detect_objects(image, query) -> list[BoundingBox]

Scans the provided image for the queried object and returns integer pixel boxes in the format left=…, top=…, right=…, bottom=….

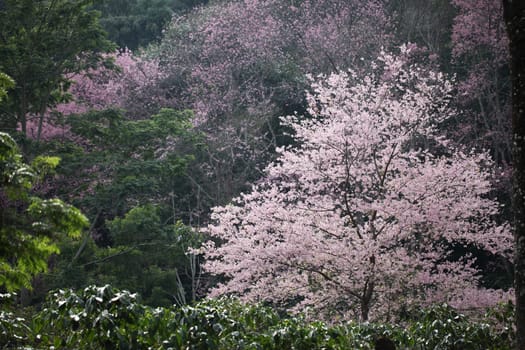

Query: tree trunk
left=361, top=273, right=375, bottom=321
left=19, top=89, right=27, bottom=136
left=36, top=108, right=45, bottom=143
left=502, top=1, right=525, bottom=349
left=36, top=86, right=52, bottom=143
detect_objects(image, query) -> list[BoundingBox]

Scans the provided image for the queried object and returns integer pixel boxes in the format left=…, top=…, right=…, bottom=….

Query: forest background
left=0, top=0, right=521, bottom=348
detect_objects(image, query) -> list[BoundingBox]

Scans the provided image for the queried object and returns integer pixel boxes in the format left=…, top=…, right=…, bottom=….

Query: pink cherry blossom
left=201, top=47, right=512, bottom=322
left=24, top=49, right=170, bottom=141
left=160, top=0, right=391, bottom=120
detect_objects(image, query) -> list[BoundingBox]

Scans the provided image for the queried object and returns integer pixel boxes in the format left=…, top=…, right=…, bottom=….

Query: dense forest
left=0, top=0, right=522, bottom=348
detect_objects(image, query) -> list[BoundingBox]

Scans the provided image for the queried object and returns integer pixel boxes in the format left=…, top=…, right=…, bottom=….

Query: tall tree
left=31, top=107, right=206, bottom=306
left=32, top=107, right=201, bottom=245
left=0, top=0, right=114, bottom=141
left=502, top=1, right=525, bottom=349
left=202, top=47, right=512, bottom=321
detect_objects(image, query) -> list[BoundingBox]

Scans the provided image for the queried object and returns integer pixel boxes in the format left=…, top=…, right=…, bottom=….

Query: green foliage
left=31, top=155, right=61, bottom=177
left=43, top=206, right=204, bottom=308
left=402, top=303, right=514, bottom=349
left=27, top=107, right=204, bottom=308
left=108, top=204, right=163, bottom=245
left=0, top=292, right=32, bottom=348
left=25, top=286, right=515, bottom=349
left=34, top=285, right=147, bottom=349
left=28, top=198, right=88, bottom=239
left=0, top=132, right=88, bottom=291
left=62, top=108, right=199, bottom=221
left=33, top=289, right=283, bottom=349
left=98, top=210, right=203, bottom=306
left=93, top=0, right=208, bottom=50
left=0, top=72, right=14, bottom=103
left=0, top=132, right=34, bottom=196
left=158, top=297, right=282, bottom=349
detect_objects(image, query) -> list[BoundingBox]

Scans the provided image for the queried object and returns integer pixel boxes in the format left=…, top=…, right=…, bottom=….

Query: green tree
left=35, top=108, right=205, bottom=305
left=103, top=207, right=203, bottom=306
left=60, top=108, right=199, bottom=225
left=0, top=132, right=88, bottom=291
left=0, top=0, right=114, bottom=140
left=93, top=0, right=208, bottom=50
left=42, top=207, right=204, bottom=308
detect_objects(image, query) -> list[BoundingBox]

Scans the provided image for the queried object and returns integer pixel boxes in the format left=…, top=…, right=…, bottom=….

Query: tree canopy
left=202, top=47, right=512, bottom=321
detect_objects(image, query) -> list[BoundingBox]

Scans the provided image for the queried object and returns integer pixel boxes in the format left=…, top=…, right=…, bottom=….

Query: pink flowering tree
left=25, top=49, right=169, bottom=141
left=159, top=0, right=390, bottom=120
left=63, top=49, right=169, bottom=118
left=201, top=47, right=512, bottom=322
left=152, top=0, right=391, bottom=207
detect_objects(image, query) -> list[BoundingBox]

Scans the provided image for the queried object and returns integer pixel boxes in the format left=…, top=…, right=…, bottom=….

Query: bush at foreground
left=1, top=285, right=514, bottom=349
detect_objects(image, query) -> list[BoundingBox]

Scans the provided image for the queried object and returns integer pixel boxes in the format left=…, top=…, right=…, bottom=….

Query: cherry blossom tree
left=201, top=46, right=512, bottom=322
left=158, top=0, right=390, bottom=120
left=149, top=0, right=392, bottom=209
left=61, top=49, right=169, bottom=120
left=24, top=49, right=170, bottom=141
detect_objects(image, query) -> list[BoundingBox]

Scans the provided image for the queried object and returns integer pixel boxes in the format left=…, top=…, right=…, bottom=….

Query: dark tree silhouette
left=502, top=1, right=525, bottom=349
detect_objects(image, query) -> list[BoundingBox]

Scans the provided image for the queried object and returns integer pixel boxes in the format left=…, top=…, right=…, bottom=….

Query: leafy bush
left=402, top=303, right=514, bottom=349
left=33, top=285, right=148, bottom=349
left=27, top=285, right=514, bottom=349
left=0, top=292, right=31, bottom=349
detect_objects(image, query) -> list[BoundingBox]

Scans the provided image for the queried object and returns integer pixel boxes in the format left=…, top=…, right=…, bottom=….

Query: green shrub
left=33, top=285, right=148, bottom=349
left=401, top=303, right=513, bottom=349
left=0, top=292, right=31, bottom=349
left=28, top=285, right=515, bottom=349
